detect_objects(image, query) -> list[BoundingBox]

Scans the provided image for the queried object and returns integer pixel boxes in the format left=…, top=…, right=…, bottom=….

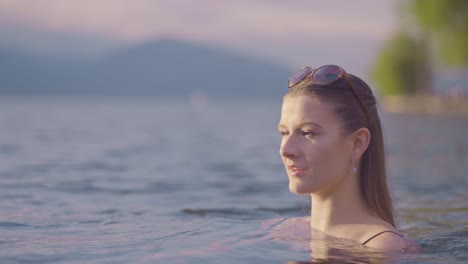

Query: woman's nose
left=279, top=136, right=298, bottom=159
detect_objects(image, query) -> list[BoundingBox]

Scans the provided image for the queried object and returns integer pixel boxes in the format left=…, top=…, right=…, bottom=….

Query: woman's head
left=278, top=65, right=394, bottom=226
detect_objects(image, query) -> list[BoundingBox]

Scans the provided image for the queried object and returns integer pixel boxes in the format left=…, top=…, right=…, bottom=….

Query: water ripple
left=0, top=222, right=30, bottom=228
left=181, top=206, right=303, bottom=218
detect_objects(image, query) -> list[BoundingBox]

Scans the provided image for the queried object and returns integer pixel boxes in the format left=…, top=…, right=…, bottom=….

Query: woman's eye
left=302, top=130, right=317, bottom=137
left=280, top=130, right=289, bottom=136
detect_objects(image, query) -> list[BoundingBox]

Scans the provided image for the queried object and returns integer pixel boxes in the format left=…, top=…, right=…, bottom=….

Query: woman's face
left=278, top=95, right=354, bottom=195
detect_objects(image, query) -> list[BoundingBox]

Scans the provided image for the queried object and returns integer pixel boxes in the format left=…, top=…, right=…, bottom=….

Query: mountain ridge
left=0, top=39, right=291, bottom=98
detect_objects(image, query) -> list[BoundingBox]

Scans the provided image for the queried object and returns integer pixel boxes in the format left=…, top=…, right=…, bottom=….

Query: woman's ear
left=352, top=128, right=371, bottom=160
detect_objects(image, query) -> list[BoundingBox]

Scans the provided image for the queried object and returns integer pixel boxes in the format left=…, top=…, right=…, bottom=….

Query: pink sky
left=0, top=0, right=398, bottom=77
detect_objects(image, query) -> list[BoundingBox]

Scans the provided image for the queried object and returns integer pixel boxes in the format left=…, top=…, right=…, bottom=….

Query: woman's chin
left=289, top=183, right=311, bottom=194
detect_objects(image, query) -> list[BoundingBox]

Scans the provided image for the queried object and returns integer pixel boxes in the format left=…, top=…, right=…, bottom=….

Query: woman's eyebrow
left=297, top=122, right=322, bottom=129
left=277, top=122, right=322, bottom=129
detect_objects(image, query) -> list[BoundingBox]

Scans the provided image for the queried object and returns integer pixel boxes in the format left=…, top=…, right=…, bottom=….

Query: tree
left=371, top=32, right=430, bottom=96
left=371, top=0, right=467, bottom=95
left=408, top=0, right=468, bottom=66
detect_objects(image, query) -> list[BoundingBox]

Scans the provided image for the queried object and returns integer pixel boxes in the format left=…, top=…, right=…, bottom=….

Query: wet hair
left=285, top=74, right=395, bottom=226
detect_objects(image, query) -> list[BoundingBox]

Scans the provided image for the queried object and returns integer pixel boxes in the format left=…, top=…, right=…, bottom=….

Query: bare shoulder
left=363, top=230, right=421, bottom=254
left=363, top=231, right=407, bottom=253
left=402, top=237, right=422, bottom=254
left=268, top=216, right=310, bottom=240
left=278, top=216, right=310, bottom=230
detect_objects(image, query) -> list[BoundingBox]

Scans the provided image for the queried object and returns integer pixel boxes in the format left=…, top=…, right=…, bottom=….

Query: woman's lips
left=287, top=165, right=308, bottom=177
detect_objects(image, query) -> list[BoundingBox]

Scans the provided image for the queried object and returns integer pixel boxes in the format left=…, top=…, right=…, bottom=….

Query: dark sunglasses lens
left=312, top=65, right=343, bottom=85
left=288, top=67, right=312, bottom=87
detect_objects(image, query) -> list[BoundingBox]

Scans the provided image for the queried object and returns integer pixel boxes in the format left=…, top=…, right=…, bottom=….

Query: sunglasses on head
left=288, top=64, right=369, bottom=125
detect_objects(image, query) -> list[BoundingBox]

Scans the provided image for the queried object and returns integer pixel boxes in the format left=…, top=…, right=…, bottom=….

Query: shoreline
left=381, top=95, right=468, bottom=115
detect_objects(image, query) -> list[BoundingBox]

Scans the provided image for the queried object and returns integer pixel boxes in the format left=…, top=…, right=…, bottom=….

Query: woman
left=276, top=64, right=416, bottom=254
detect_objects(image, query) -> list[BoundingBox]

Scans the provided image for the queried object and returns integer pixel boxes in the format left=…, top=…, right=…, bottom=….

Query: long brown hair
left=285, top=73, right=395, bottom=226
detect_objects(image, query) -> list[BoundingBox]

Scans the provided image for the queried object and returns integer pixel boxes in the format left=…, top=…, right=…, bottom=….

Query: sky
left=0, top=0, right=399, bottom=78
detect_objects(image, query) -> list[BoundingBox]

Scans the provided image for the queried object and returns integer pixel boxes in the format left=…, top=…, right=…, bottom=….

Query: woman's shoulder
left=274, top=216, right=310, bottom=230
left=362, top=228, right=421, bottom=254
left=262, top=217, right=422, bottom=254
left=362, top=230, right=406, bottom=252
left=265, top=216, right=310, bottom=240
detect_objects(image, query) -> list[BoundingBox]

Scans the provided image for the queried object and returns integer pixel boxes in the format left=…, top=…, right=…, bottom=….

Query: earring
left=351, top=157, right=358, bottom=174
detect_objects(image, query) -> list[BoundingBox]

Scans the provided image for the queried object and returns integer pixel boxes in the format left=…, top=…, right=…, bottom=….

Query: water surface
left=0, top=97, right=467, bottom=263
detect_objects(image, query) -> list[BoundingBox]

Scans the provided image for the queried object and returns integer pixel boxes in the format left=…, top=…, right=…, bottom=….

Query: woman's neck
left=309, top=173, right=372, bottom=234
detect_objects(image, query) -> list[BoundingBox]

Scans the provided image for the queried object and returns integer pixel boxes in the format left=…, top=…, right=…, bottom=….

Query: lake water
left=0, top=97, right=467, bottom=263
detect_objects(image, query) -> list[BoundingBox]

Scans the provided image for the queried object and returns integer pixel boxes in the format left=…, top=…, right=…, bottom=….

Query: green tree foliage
left=371, top=33, right=429, bottom=96
left=409, top=0, right=468, bottom=66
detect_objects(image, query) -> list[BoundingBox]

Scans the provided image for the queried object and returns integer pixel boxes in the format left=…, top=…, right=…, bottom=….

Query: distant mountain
left=0, top=39, right=291, bottom=98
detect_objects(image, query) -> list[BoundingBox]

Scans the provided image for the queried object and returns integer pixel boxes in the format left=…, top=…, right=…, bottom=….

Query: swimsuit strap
left=361, top=230, right=404, bottom=246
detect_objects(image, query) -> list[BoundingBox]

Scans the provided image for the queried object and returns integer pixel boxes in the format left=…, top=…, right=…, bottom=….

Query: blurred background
left=1, top=0, right=466, bottom=102
left=0, top=1, right=467, bottom=263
